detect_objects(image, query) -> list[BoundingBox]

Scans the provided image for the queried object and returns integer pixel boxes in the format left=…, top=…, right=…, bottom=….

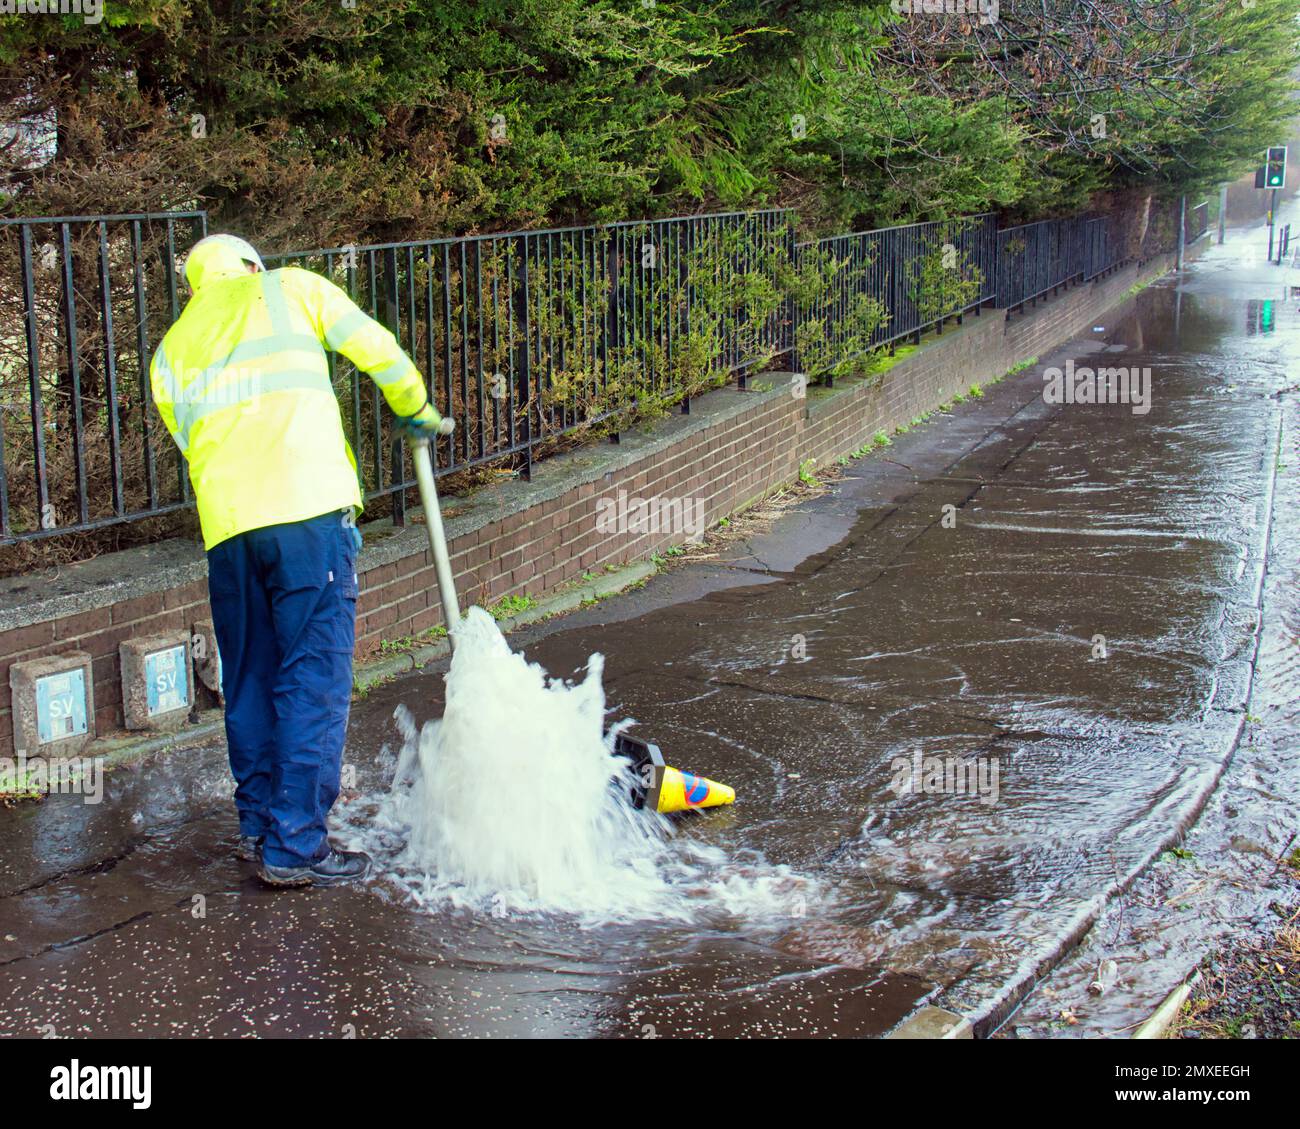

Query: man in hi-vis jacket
left=151, top=233, right=450, bottom=887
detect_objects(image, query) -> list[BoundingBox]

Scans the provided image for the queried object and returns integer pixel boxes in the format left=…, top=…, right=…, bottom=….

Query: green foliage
left=906, top=229, right=984, bottom=326
left=537, top=218, right=792, bottom=430
left=0, top=760, right=43, bottom=802
left=650, top=543, right=689, bottom=567
left=4, top=1, right=1295, bottom=242
left=791, top=241, right=888, bottom=382
left=489, top=593, right=537, bottom=619
left=1099, top=0, right=1300, bottom=197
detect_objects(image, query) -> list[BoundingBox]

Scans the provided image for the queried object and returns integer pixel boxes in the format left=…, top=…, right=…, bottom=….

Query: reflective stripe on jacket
left=151, top=262, right=428, bottom=550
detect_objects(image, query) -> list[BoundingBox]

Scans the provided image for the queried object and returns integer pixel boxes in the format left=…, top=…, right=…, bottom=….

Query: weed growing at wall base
left=0, top=753, right=104, bottom=804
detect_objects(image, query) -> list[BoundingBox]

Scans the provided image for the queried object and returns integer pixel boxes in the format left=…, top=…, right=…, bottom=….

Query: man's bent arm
left=290, top=269, right=431, bottom=418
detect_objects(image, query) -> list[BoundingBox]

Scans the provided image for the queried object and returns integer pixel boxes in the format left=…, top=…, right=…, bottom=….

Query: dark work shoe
left=235, top=835, right=264, bottom=863
left=258, top=848, right=372, bottom=889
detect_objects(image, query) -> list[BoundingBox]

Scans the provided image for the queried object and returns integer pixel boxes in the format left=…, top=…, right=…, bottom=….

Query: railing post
left=391, top=435, right=407, bottom=527
left=605, top=230, right=620, bottom=444
left=379, top=247, right=407, bottom=523
left=514, top=235, right=533, bottom=480
left=58, top=223, right=89, bottom=527
left=18, top=225, right=50, bottom=531
left=1177, top=195, right=1186, bottom=271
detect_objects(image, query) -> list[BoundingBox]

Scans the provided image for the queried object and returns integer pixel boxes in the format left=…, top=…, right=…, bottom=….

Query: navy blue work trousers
left=206, top=509, right=358, bottom=868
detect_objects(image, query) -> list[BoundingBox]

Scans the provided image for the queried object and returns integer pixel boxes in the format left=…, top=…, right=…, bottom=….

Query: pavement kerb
left=1131, top=974, right=1201, bottom=1040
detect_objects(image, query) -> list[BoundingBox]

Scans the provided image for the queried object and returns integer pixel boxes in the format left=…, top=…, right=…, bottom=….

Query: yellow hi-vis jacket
left=150, top=241, right=430, bottom=550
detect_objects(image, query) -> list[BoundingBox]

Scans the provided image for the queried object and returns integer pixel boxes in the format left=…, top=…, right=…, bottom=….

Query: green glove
left=396, top=400, right=454, bottom=443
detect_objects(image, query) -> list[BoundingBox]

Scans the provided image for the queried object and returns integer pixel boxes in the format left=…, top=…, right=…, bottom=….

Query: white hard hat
left=193, top=233, right=266, bottom=271
left=184, top=233, right=267, bottom=292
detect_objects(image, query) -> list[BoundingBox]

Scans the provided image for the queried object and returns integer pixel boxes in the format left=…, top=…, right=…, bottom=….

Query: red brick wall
left=351, top=388, right=800, bottom=660
left=0, top=257, right=1167, bottom=755
left=0, top=581, right=211, bottom=757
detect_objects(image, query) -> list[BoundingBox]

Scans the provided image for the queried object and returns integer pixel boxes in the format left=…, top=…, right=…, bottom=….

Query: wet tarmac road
left=0, top=220, right=1294, bottom=1039
left=1004, top=216, right=1300, bottom=1036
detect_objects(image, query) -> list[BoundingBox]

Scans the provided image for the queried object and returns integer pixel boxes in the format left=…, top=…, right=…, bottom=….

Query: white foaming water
left=336, top=606, right=817, bottom=923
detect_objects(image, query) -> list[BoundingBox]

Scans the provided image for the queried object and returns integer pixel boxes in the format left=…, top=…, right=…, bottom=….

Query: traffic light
left=1265, top=146, right=1287, bottom=189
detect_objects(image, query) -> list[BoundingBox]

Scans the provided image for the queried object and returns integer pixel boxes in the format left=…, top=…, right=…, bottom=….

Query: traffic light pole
left=1177, top=195, right=1186, bottom=271
left=1268, top=188, right=1277, bottom=259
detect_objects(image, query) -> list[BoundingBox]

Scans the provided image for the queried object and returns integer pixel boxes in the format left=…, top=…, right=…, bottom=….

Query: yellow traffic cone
left=613, top=732, right=736, bottom=815
left=653, top=765, right=735, bottom=814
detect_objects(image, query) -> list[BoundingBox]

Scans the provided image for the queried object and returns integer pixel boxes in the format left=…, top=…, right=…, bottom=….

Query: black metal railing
left=1186, top=201, right=1210, bottom=245
left=1083, top=217, right=1120, bottom=281
left=261, top=210, right=794, bottom=518
left=997, top=218, right=1078, bottom=311
left=0, top=212, right=208, bottom=543
left=1, top=204, right=1127, bottom=548
left=792, top=214, right=997, bottom=378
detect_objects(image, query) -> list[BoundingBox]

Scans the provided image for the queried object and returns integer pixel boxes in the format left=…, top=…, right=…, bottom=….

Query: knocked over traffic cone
left=612, top=732, right=736, bottom=814
left=654, top=765, right=735, bottom=813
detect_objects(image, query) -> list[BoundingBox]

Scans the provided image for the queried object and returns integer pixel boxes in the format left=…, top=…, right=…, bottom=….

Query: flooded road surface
left=1003, top=218, right=1300, bottom=1036
left=1, top=219, right=1294, bottom=1038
